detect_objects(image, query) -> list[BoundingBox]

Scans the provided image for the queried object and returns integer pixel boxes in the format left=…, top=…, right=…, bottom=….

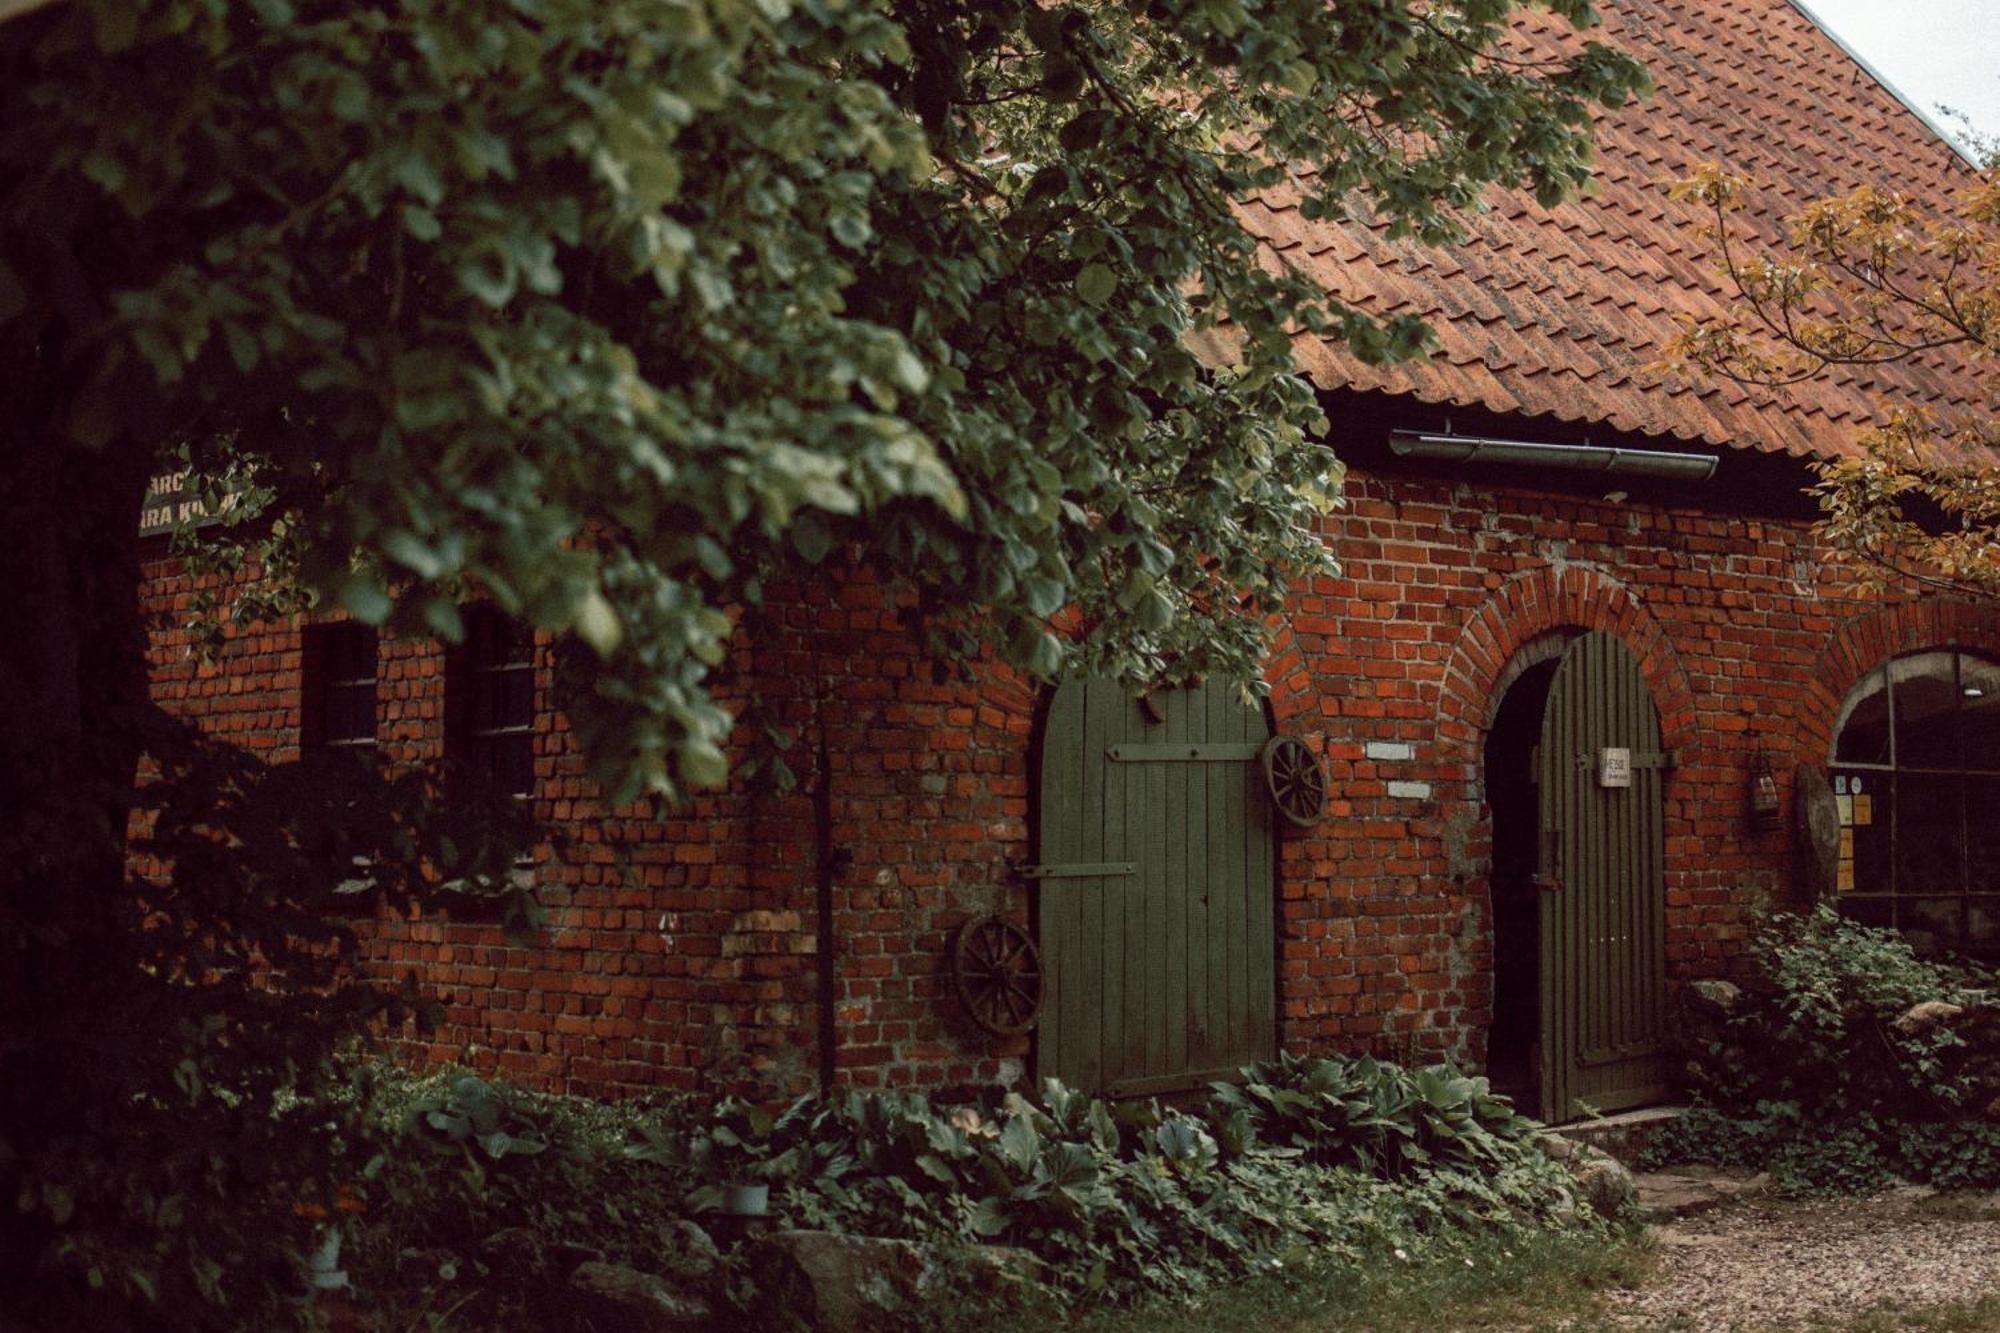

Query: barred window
left=449, top=606, right=536, bottom=798
left=1830, top=647, right=2000, bottom=959
left=302, top=623, right=378, bottom=754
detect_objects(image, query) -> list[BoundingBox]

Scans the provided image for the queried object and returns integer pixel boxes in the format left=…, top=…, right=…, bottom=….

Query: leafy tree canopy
left=1666, top=154, right=1999, bottom=599
left=0, top=0, right=1655, bottom=1317
left=2, top=0, right=1647, bottom=803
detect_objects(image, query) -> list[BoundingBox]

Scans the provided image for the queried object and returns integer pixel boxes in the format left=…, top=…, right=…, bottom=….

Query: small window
left=1830, top=646, right=2000, bottom=959
left=448, top=606, right=536, bottom=798
left=302, top=623, right=378, bottom=754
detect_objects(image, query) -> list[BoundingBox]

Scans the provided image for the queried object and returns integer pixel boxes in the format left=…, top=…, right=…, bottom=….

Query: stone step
left=1632, top=1167, right=1771, bottom=1221
left=1551, top=1104, right=1688, bottom=1163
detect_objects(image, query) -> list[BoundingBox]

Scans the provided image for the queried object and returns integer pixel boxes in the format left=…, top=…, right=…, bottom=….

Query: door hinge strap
left=1106, top=743, right=1263, bottom=763
left=1577, top=1040, right=1662, bottom=1068
left=1572, top=751, right=1674, bottom=770
left=1017, top=861, right=1136, bottom=880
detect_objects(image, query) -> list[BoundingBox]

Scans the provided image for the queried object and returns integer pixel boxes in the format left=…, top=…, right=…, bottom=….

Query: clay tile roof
left=1245, top=0, right=1993, bottom=461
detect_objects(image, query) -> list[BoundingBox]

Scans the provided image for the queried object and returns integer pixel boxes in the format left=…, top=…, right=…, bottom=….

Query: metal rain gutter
left=1388, top=431, right=1719, bottom=481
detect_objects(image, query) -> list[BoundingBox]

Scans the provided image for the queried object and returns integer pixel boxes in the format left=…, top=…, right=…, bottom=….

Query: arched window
left=1830, top=647, right=2000, bottom=958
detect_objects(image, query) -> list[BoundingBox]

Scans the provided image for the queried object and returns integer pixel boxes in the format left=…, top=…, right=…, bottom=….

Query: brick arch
left=1436, top=566, right=1697, bottom=786
left=1792, top=600, right=2000, bottom=767
left=1262, top=620, right=1318, bottom=729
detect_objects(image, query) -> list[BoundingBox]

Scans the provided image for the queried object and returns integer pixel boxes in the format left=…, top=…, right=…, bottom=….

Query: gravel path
left=1603, top=1186, right=2000, bottom=1330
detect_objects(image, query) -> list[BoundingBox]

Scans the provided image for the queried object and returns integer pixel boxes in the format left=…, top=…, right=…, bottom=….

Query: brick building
left=140, top=0, right=1996, bottom=1120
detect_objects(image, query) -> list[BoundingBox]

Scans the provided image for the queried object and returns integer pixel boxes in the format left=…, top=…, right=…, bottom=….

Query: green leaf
left=338, top=577, right=391, bottom=624
left=998, top=1114, right=1040, bottom=1172
left=680, top=740, right=728, bottom=789
left=457, top=251, right=517, bottom=308
left=382, top=530, right=445, bottom=579
left=422, top=597, right=464, bottom=641
left=790, top=512, right=834, bottom=564
left=403, top=206, right=442, bottom=242
left=571, top=588, right=623, bottom=657
left=393, top=151, right=445, bottom=207
left=1076, top=264, right=1118, bottom=306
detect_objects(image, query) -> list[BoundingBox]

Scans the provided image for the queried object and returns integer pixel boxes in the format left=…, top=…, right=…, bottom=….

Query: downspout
left=812, top=697, right=837, bottom=1093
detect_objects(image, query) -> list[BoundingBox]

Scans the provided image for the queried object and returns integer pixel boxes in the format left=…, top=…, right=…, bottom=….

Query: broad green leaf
left=1076, top=264, right=1117, bottom=306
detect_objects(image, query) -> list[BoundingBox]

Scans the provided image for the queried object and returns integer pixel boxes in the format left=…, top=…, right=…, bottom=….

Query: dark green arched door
left=1036, top=679, right=1275, bottom=1097
left=1535, top=631, right=1673, bottom=1120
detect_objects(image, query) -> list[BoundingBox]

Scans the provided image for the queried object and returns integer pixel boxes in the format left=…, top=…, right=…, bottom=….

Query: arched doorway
left=1483, top=631, right=1673, bottom=1121
left=1035, top=678, right=1276, bottom=1096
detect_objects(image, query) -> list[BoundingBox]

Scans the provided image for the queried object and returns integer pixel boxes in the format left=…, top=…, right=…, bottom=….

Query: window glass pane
left=452, top=606, right=535, bottom=794
left=1840, top=895, right=1893, bottom=932
left=326, top=685, right=375, bottom=744
left=1968, top=897, right=2000, bottom=957
left=305, top=624, right=377, bottom=750
left=1833, top=667, right=1891, bottom=765
left=1969, top=777, right=2000, bottom=892
left=1900, top=897, right=1964, bottom=957
left=1891, top=651, right=1961, bottom=768
left=323, top=625, right=374, bottom=680
left=1835, top=769, right=1892, bottom=894
left=486, top=732, right=535, bottom=797
left=1960, top=657, right=2000, bottom=770
left=466, top=607, right=502, bottom=661
left=498, top=666, right=535, bottom=724
left=1893, top=772, right=1962, bottom=894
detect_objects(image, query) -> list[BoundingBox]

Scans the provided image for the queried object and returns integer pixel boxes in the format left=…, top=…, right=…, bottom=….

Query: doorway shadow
left=1483, top=657, right=1559, bottom=1109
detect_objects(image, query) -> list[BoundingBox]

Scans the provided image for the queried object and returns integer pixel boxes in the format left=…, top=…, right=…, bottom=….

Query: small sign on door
left=1599, top=747, right=1632, bottom=788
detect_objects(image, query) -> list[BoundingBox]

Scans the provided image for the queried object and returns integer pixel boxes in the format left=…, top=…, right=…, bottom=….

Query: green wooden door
left=1037, top=679, right=1276, bottom=1096
left=1535, top=631, right=1673, bottom=1120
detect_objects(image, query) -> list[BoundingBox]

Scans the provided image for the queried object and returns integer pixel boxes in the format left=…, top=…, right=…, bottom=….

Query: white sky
left=1795, top=0, right=2000, bottom=154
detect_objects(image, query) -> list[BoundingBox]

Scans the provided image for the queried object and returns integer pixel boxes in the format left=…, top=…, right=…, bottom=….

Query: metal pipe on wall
left=1388, top=431, right=1719, bottom=481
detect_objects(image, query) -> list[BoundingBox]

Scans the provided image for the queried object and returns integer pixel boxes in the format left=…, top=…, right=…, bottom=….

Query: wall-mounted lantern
left=1749, top=753, right=1781, bottom=833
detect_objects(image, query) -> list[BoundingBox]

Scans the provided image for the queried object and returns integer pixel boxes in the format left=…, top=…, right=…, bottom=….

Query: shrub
left=620, top=1057, right=1592, bottom=1308
left=69, top=1053, right=1588, bottom=1327
left=335, top=1068, right=701, bottom=1329
left=1657, top=907, right=2000, bottom=1193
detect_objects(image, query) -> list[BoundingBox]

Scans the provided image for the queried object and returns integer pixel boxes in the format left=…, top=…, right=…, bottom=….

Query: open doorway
left=1482, top=656, right=1558, bottom=1107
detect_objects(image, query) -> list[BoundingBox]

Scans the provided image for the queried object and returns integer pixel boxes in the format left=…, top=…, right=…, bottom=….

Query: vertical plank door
left=1038, top=679, right=1275, bottom=1095
left=1535, top=632, right=1673, bottom=1121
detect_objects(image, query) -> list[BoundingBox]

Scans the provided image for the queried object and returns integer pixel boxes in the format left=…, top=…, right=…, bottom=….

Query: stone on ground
left=568, top=1261, right=712, bottom=1332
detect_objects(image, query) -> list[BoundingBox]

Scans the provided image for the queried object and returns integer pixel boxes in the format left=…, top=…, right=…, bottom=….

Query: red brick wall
left=135, top=458, right=2000, bottom=1099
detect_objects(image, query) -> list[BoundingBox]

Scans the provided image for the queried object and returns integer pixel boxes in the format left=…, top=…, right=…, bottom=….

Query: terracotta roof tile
left=1236, top=0, right=1992, bottom=460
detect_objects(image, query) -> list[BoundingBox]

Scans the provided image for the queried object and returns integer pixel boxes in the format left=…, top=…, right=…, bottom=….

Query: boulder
left=1537, top=1132, right=1579, bottom=1163
left=1685, top=979, right=1742, bottom=1020
left=1537, top=1133, right=1634, bottom=1219
left=745, top=1231, right=1040, bottom=1330
left=477, top=1226, right=547, bottom=1279
left=749, top=1230, right=937, bottom=1332
left=1572, top=1151, right=1636, bottom=1220
left=1893, top=1000, right=1965, bottom=1036
left=568, top=1261, right=712, bottom=1333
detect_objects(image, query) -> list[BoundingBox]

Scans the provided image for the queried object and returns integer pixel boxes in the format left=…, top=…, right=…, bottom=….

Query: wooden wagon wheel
left=951, top=915, right=1043, bottom=1036
left=1261, top=735, right=1327, bottom=829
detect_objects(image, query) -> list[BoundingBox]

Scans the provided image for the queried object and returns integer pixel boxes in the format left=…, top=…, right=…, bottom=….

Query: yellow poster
left=1839, top=829, right=1854, bottom=858
left=1837, top=860, right=1855, bottom=892
left=1853, top=794, right=1872, bottom=826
